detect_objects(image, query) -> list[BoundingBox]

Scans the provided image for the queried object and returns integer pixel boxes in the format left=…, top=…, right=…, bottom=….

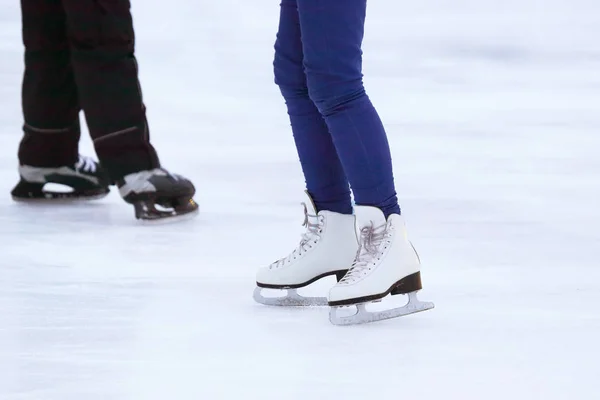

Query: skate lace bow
left=75, top=155, right=97, bottom=173
left=340, top=222, right=388, bottom=283
left=272, top=203, right=323, bottom=268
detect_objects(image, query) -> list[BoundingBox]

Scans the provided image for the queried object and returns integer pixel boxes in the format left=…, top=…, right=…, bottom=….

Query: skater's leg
left=19, top=0, right=80, bottom=167
left=12, top=0, right=110, bottom=201
left=47, top=0, right=196, bottom=219
left=274, top=0, right=351, bottom=215
left=61, top=0, right=160, bottom=182
left=297, top=0, right=400, bottom=217
left=293, top=3, right=433, bottom=322
left=254, top=1, right=358, bottom=297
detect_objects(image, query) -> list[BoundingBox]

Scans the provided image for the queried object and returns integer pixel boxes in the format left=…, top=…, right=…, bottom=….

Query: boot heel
left=390, top=271, right=423, bottom=295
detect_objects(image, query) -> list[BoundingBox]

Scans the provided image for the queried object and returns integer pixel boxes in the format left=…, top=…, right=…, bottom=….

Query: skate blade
left=11, top=191, right=109, bottom=203
left=136, top=207, right=199, bottom=225
left=253, top=287, right=328, bottom=307
left=134, top=198, right=199, bottom=224
left=329, top=291, right=434, bottom=326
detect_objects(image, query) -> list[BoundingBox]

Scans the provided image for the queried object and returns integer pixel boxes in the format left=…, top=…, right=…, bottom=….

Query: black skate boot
left=116, top=168, right=198, bottom=221
left=11, top=155, right=111, bottom=201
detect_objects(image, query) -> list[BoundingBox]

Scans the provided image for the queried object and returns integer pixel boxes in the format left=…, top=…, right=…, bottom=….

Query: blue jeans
left=273, top=0, right=400, bottom=217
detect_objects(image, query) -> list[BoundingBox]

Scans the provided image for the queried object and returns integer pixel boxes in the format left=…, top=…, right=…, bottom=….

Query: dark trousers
left=19, top=0, right=160, bottom=180
left=273, top=0, right=400, bottom=217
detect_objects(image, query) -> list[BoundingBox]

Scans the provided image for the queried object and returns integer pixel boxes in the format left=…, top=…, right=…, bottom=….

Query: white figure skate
left=328, top=206, right=434, bottom=325
left=253, top=191, right=358, bottom=306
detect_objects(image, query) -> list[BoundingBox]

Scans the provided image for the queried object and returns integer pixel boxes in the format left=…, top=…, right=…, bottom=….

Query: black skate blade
left=11, top=180, right=109, bottom=203
left=11, top=189, right=109, bottom=203
left=133, top=198, right=199, bottom=224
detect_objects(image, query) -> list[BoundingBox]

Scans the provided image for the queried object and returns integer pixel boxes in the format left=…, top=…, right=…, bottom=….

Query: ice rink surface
left=1, top=1, right=599, bottom=399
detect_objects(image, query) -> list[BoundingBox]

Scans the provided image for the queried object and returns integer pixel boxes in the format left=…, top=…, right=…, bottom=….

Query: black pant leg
left=61, top=0, right=160, bottom=181
left=19, top=0, right=81, bottom=167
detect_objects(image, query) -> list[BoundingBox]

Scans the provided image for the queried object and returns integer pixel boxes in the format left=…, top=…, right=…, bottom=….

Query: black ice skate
left=11, top=155, right=110, bottom=201
left=117, top=168, right=198, bottom=221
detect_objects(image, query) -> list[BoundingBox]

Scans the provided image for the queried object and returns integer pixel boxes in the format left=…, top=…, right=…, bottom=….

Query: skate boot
left=328, top=206, right=434, bottom=325
left=117, top=168, right=198, bottom=221
left=11, top=155, right=110, bottom=201
left=253, top=191, right=358, bottom=306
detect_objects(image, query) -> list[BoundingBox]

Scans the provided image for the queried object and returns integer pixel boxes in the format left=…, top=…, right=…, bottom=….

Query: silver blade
left=253, top=287, right=328, bottom=306
left=137, top=207, right=199, bottom=225
left=329, top=291, right=434, bottom=326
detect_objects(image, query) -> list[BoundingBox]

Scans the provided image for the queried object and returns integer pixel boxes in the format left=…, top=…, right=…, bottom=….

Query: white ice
left=1, top=0, right=599, bottom=399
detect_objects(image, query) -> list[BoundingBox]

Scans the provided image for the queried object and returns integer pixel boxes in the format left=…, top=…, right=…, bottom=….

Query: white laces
left=271, top=203, right=324, bottom=269
left=75, top=155, right=97, bottom=173
left=339, top=221, right=390, bottom=284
